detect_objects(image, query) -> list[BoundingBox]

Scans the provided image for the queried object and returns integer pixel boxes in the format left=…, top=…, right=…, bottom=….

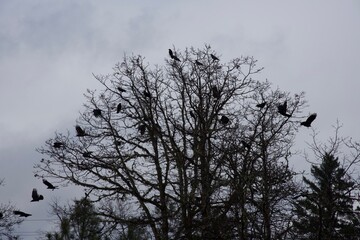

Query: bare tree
left=0, top=179, right=23, bottom=239
left=36, top=46, right=307, bottom=239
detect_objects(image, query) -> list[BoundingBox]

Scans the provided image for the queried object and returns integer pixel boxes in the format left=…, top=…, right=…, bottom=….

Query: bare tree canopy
left=36, top=46, right=309, bottom=239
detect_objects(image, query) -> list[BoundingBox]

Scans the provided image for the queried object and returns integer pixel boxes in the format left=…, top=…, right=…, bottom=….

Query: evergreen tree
left=293, top=153, right=360, bottom=239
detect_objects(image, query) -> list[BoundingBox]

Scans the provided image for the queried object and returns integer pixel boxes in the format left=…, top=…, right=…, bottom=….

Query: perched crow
left=53, top=142, right=64, bottom=148
left=220, top=116, right=230, bottom=125
left=168, top=49, right=175, bottom=59
left=31, top=188, right=44, bottom=202
left=83, top=151, right=93, bottom=158
left=173, top=55, right=181, bottom=62
left=277, top=101, right=292, bottom=117
left=195, top=60, right=203, bottom=66
left=143, top=91, right=151, bottom=98
left=0, top=212, right=3, bottom=219
left=212, top=86, right=221, bottom=99
left=189, top=111, right=196, bottom=119
left=169, top=49, right=181, bottom=61
left=13, top=211, right=31, bottom=218
left=117, top=87, right=126, bottom=93
left=241, top=140, right=251, bottom=149
left=116, top=103, right=122, bottom=113
left=138, top=124, right=146, bottom=135
left=93, top=109, right=102, bottom=118
left=210, top=54, right=219, bottom=61
left=75, top=125, right=86, bottom=137
left=256, top=102, right=267, bottom=109
left=300, top=113, right=317, bottom=127
left=43, top=179, right=57, bottom=190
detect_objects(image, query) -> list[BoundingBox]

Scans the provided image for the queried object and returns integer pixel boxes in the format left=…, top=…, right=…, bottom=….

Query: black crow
left=241, top=140, right=251, bottom=149
left=13, top=211, right=31, bottom=217
left=173, top=55, right=181, bottom=62
left=168, top=49, right=175, bottom=59
left=277, top=101, right=292, bottom=117
left=189, top=111, right=196, bottom=119
left=53, top=142, right=64, bottom=148
left=138, top=124, right=146, bottom=135
left=143, top=91, right=151, bottom=98
left=210, top=54, right=219, bottom=61
left=195, top=60, right=203, bottom=66
left=300, top=113, right=317, bottom=127
left=93, top=109, right=102, bottom=118
left=212, top=86, right=220, bottom=99
left=43, top=179, right=57, bottom=190
left=220, top=116, right=230, bottom=125
left=169, top=49, right=181, bottom=61
left=83, top=151, right=93, bottom=158
left=75, top=125, right=86, bottom=137
left=256, top=102, right=267, bottom=109
left=116, top=103, right=122, bottom=113
left=31, top=188, right=44, bottom=202
left=117, top=87, right=126, bottom=93
left=0, top=212, right=3, bottom=219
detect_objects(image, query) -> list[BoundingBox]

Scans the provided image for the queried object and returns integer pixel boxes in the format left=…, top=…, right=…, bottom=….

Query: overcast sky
left=0, top=0, right=359, bottom=238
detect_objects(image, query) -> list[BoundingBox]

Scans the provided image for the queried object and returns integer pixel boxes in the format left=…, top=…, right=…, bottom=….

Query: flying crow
left=13, top=211, right=31, bottom=217
left=300, top=113, right=317, bottom=127
left=277, top=101, right=292, bottom=117
left=31, top=188, right=44, bottom=202
left=43, top=179, right=57, bottom=190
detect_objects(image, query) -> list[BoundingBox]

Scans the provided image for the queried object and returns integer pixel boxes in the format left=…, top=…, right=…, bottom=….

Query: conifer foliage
left=293, top=153, right=360, bottom=239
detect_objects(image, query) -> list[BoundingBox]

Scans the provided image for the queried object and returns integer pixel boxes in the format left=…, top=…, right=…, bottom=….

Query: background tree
left=0, top=178, right=23, bottom=239
left=293, top=126, right=360, bottom=240
left=46, top=197, right=104, bottom=240
left=36, top=46, right=307, bottom=239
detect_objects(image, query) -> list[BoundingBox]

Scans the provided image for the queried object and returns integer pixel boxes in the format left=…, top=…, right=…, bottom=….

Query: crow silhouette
left=168, top=49, right=180, bottom=61
left=83, top=151, right=93, bottom=158
left=220, top=116, right=230, bottom=125
left=117, top=87, right=126, bottom=93
left=195, top=60, right=203, bottom=66
left=256, top=102, right=267, bottom=109
left=210, top=54, right=219, bottom=61
left=277, top=101, right=292, bottom=117
left=93, top=109, right=102, bottom=118
left=300, top=113, right=317, bottom=127
left=212, top=86, right=220, bottom=99
left=241, top=140, right=251, bottom=149
left=31, top=188, right=44, bottom=202
left=138, top=124, right=146, bottom=135
left=189, top=111, right=196, bottom=119
left=173, top=55, right=181, bottom=62
left=168, top=49, right=175, bottom=59
left=116, top=103, right=122, bottom=113
left=0, top=212, right=3, bottom=219
left=13, top=211, right=31, bottom=217
left=143, top=91, right=151, bottom=98
left=53, top=142, right=64, bottom=148
left=75, top=125, right=86, bottom=137
left=43, top=179, right=57, bottom=190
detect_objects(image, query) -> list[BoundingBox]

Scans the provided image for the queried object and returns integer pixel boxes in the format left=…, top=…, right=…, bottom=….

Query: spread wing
left=32, top=188, right=39, bottom=199
left=306, top=113, right=317, bottom=124
left=43, top=179, right=54, bottom=188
